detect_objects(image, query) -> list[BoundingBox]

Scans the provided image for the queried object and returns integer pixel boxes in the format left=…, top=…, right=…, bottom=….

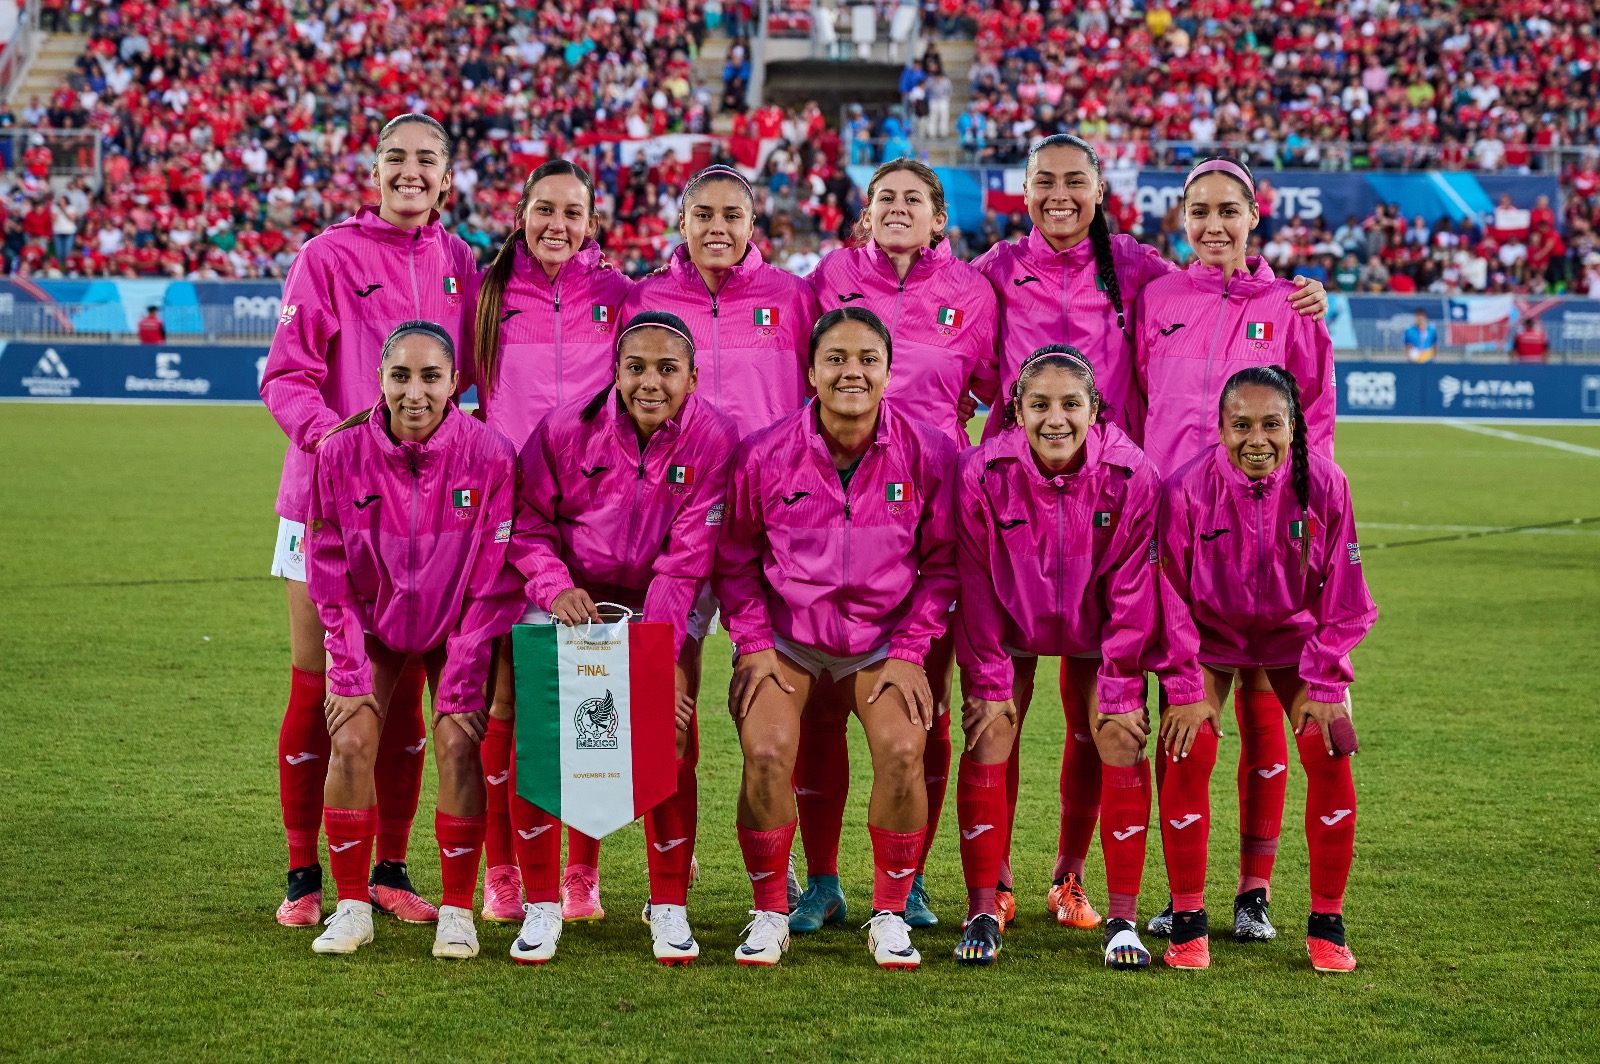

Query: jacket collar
left=668, top=240, right=767, bottom=296
left=339, top=204, right=445, bottom=249
left=605, top=388, right=693, bottom=452
left=1211, top=441, right=1287, bottom=497
left=516, top=236, right=605, bottom=291
left=861, top=236, right=950, bottom=285
left=1008, top=419, right=1105, bottom=489
left=1022, top=226, right=1097, bottom=271
left=1185, top=255, right=1277, bottom=297
left=804, top=397, right=892, bottom=468
left=366, top=399, right=459, bottom=474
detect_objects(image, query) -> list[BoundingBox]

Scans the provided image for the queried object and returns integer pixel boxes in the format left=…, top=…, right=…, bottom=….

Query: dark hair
left=807, top=307, right=893, bottom=368
left=1182, top=154, right=1258, bottom=208
left=1024, top=134, right=1126, bottom=337
left=1001, top=344, right=1105, bottom=429
left=579, top=310, right=697, bottom=423
left=475, top=160, right=599, bottom=406
left=1218, top=365, right=1311, bottom=572
left=681, top=163, right=754, bottom=207
left=850, top=158, right=947, bottom=247
left=325, top=320, right=456, bottom=439
left=375, top=114, right=454, bottom=210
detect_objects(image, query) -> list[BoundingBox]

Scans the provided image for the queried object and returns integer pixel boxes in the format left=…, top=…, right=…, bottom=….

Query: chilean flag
left=984, top=169, right=1027, bottom=215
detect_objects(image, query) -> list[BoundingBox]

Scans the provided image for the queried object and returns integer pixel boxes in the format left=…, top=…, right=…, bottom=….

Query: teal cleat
left=788, top=874, right=848, bottom=933
left=904, top=874, right=939, bottom=928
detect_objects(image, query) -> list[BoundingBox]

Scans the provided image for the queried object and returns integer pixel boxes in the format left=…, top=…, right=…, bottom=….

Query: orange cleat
left=995, top=888, right=1017, bottom=931
left=1046, top=873, right=1103, bottom=929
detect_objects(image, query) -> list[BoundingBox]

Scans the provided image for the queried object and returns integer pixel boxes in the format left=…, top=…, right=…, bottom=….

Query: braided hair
left=1219, top=365, right=1311, bottom=572
left=1024, top=133, right=1127, bottom=337
left=1000, top=344, right=1107, bottom=429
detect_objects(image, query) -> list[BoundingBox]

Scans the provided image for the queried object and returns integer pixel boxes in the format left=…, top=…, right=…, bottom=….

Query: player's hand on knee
left=436, top=707, right=489, bottom=743
left=729, top=648, right=794, bottom=719
left=960, top=694, right=1016, bottom=752
left=1160, top=697, right=1221, bottom=761
left=674, top=687, right=696, bottom=731
left=870, top=656, right=933, bottom=730
left=325, top=692, right=378, bottom=737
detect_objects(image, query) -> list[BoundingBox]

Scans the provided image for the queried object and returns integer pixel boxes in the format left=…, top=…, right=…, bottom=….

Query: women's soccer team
left=259, top=114, right=1376, bottom=974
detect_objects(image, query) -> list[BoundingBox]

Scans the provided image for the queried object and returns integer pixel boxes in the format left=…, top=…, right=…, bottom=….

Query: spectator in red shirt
left=137, top=306, right=166, bottom=344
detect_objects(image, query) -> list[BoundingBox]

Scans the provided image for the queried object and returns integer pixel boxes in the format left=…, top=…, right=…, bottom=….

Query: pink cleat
left=276, top=891, right=323, bottom=927
left=482, top=864, right=525, bottom=923
left=561, top=864, right=605, bottom=922
left=369, top=860, right=439, bottom=924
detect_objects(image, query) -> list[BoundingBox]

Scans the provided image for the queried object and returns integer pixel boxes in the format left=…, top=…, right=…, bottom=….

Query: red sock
left=435, top=811, right=486, bottom=910
left=1100, top=762, right=1151, bottom=921
left=739, top=821, right=797, bottom=912
left=1236, top=689, right=1288, bottom=892
left=645, top=758, right=698, bottom=905
left=482, top=716, right=515, bottom=869
left=278, top=667, right=329, bottom=870
left=324, top=805, right=377, bottom=903
left=999, top=699, right=1029, bottom=888
left=957, top=756, right=1008, bottom=918
left=795, top=708, right=849, bottom=878
left=918, top=710, right=952, bottom=874
left=566, top=828, right=600, bottom=871
left=508, top=752, right=561, bottom=904
left=374, top=660, right=427, bottom=864
left=869, top=825, right=925, bottom=913
left=1298, top=722, right=1356, bottom=914
left=1159, top=723, right=1218, bottom=911
left=1053, top=675, right=1101, bottom=882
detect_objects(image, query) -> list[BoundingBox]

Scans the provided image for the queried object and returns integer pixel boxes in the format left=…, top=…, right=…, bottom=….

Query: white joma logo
left=442, top=846, right=474, bottom=858
left=1256, top=763, right=1287, bottom=779
left=653, top=837, right=689, bottom=853
left=961, top=824, right=994, bottom=841
left=1320, top=809, right=1353, bottom=826
left=793, top=787, right=823, bottom=796
left=285, top=752, right=319, bottom=765
left=405, top=740, right=427, bottom=755
left=1073, top=732, right=1093, bottom=743
left=886, top=869, right=916, bottom=880
left=517, top=826, right=552, bottom=840
left=487, top=771, right=509, bottom=786
left=1111, top=826, right=1146, bottom=841
left=748, top=871, right=776, bottom=881
left=329, top=841, right=360, bottom=853
left=1168, top=814, right=1203, bottom=830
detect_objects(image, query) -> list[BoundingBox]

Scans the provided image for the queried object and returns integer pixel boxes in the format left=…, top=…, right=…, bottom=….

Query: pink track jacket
left=510, top=392, right=740, bottom=653
left=1157, top=444, right=1377, bottom=705
left=469, top=239, right=634, bottom=452
left=620, top=243, right=820, bottom=437
left=715, top=400, right=959, bottom=665
left=308, top=405, right=523, bottom=714
left=262, top=206, right=481, bottom=523
left=810, top=238, right=1000, bottom=445
left=956, top=422, right=1163, bottom=712
left=1136, top=257, right=1335, bottom=476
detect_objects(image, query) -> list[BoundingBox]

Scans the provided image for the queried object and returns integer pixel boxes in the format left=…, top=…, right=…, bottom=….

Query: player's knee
left=328, top=727, right=376, bottom=772
left=874, top=732, right=925, bottom=789
left=743, top=738, right=794, bottom=787
left=1094, top=727, right=1143, bottom=768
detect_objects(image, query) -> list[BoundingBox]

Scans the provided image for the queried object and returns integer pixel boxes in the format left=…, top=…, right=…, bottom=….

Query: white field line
left=1446, top=422, right=1600, bottom=457
left=1359, top=521, right=1600, bottom=537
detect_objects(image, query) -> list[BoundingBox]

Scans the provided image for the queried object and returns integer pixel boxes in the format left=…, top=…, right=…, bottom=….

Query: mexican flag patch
left=1092, top=511, right=1117, bottom=528
left=937, top=306, right=963, bottom=328
left=592, top=305, right=612, bottom=323
left=1245, top=321, right=1273, bottom=341
left=753, top=307, right=779, bottom=326
left=444, top=276, right=460, bottom=295
left=667, top=465, right=693, bottom=485
left=886, top=483, right=908, bottom=502
left=452, top=489, right=479, bottom=508
left=288, top=534, right=304, bottom=554
left=1290, top=518, right=1320, bottom=540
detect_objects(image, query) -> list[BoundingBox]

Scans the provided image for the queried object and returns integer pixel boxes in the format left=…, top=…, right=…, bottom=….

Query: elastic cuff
left=970, top=684, right=1013, bottom=702
left=1306, top=685, right=1347, bottom=704
left=1163, top=680, right=1206, bottom=706
left=737, top=637, right=775, bottom=657
left=1098, top=699, right=1144, bottom=715
left=328, top=673, right=372, bottom=699
left=887, top=647, right=926, bottom=667
left=534, top=580, right=577, bottom=612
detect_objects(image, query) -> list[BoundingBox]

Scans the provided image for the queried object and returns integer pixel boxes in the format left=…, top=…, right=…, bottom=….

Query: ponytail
left=472, top=230, right=522, bottom=407
left=322, top=407, right=374, bottom=443
left=1086, top=204, right=1127, bottom=336
left=579, top=384, right=614, bottom=423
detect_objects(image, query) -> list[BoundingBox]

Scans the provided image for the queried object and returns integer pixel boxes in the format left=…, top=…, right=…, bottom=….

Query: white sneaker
left=312, top=899, right=374, bottom=956
left=649, top=903, right=700, bottom=966
left=432, top=904, right=479, bottom=959
left=735, top=910, right=791, bottom=966
left=785, top=851, right=803, bottom=911
left=864, top=911, right=921, bottom=970
left=510, top=901, right=563, bottom=965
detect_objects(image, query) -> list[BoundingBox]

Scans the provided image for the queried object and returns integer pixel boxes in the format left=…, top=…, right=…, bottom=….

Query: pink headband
left=618, top=321, right=695, bottom=352
left=1184, top=159, right=1255, bottom=195
left=683, top=165, right=753, bottom=201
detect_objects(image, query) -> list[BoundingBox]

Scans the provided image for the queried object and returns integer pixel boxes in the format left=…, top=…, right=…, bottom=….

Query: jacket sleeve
left=306, top=447, right=371, bottom=698
left=644, top=429, right=737, bottom=655
left=1299, top=470, right=1378, bottom=702
left=954, top=462, right=1014, bottom=699
left=1096, top=466, right=1162, bottom=713
left=1298, top=314, right=1337, bottom=462
left=889, top=434, right=959, bottom=665
left=260, top=245, right=344, bottom=453
left=1153, top=478, right=1207, bottom=706
left=436, top=448, right=523, bottom=714
left=713, top=441, right=776, bottom=655
left=507, top=418, right=576, bottom=611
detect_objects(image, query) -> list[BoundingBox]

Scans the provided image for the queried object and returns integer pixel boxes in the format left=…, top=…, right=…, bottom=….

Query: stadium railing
left=0, top=3, right=38, bottom=104
left=0, top=127, right=103, bottom=185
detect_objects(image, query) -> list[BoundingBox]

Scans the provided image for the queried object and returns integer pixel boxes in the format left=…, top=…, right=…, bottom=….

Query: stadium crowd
left=2, top=0, right=1599, bottom=296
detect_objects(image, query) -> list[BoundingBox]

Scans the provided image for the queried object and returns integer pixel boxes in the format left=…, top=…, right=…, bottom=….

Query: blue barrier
left=0, top=342, right=270, bottom=402
left=1338, top=361, right=1600, bottom=420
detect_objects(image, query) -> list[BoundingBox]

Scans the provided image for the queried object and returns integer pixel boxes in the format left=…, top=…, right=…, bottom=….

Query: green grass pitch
left=1, top=406, right=1597, bottom=1062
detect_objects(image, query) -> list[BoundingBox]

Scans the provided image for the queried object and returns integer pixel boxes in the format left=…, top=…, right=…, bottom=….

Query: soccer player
left=260, top=114, right=480, bottom=928
left=795, top=160, right=1000, bottom=931
left=954, top=347, right=1163, bottom=968
left=1137, top=156, right=1338, bottom=945
left=305, top=321, right=522, bottom=959
left=716, top=308, right=958, bottom=970
left=971, top=134, right=1329, bottom=933
left=1155, top=366, right=1376, bottom=972
left=499, top=311, right=738, bottom=966
left=469, top=160, right=635, bottom=926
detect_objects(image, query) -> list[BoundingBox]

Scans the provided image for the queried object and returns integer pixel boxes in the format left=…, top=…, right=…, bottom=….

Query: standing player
left=261, top=114, right=480, bottom=928
left=305, top=321, right=522, bottom=959
left=794, top=159, right=1000, bottom=931
left=499, top=311, right=738, bottom=966
left=469, top=160, right=635, bottom=926
left=716, top=308, right=958, bottom=969
left=1137, top=156, right=1336, bottom=943
left=953, top=347, right=1163, bottom=968
left=1155, top=366, right=1375, bottom=971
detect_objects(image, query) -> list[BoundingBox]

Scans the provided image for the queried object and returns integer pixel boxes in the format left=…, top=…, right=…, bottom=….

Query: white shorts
left=686, top=584, right=718, bottom=642
left=270, top=517, right=306, bottom=581
left=773, top=633, right=890, bottom=682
